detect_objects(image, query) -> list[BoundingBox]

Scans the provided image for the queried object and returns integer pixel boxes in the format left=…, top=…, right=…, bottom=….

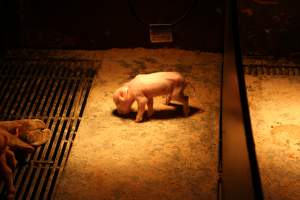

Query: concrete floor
left=245, top=75, right=300, bottom=200
left=53, top=49, right=222, bottom=200
left=4, top=49, right=299, bottom=199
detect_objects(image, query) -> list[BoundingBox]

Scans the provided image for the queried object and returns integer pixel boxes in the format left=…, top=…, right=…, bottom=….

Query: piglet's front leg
left=147, top=98, right=154, bottom=118
left=135, top=96, right=148, bottom=122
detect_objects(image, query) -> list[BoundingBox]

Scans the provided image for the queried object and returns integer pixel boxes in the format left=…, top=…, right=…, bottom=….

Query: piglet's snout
left=116, top=108, right=131, bottom=115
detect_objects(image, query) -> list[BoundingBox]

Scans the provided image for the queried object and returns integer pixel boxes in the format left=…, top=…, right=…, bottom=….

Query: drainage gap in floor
left=0, top=59, right=95, bottom=199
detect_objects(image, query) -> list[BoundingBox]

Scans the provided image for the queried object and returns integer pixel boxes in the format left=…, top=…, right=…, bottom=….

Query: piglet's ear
left=119, top=86, right=129, bottom=101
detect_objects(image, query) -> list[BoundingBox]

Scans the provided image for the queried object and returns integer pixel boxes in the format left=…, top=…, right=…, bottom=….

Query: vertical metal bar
left=51, top=119, right=71, bottom=167
left=221, top=0, right=263, bottom=200
left=79, top=79, right=94, bottom=117
left=37, top=167, right=53, bottom=199
left=65, top=80, right=80, bottom=117
left=48, top=120, right=68, bottom=163
left=30, top=167, right=45, bottom=199
left=7, top=65, right=39, bottom=118
left=23, top=64, right=49, bottom=117
left=60, top=79, right=77, bottom=117
left=45, top=168, right=59, bottom=199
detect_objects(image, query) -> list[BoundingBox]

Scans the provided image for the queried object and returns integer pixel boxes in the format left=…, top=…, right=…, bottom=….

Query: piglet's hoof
left=15, top=119, right=52, bottom=147
left=135, top=117, right=143, bottom=123
left=147, top=110, right=154, bottom=118
left=19, top=129, right=51, bottom=147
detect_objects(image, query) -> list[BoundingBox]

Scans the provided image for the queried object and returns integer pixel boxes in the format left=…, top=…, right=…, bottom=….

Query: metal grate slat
left=29, top=167, right=45, bottom=199
left=1, top=69, right=29, bottom=118
left=37, top=79, right=57, bottom=117
left=30, top=77, right=52, bottom=117
left=38, top=168, right=52, bottom=199
left=79, top=79, right=93, bottom=117
left=65, top=80, right=81, bottom=117
left=16, top=76, right=42, bottom=117
left=26, top=77, right=50, bottom=117
left=36, top=119, right=55, bottom=162
left=0, top=65, right=22, bottom=101
left=46, top=169, right=60, bottom=199
left=244, top=64, right=300, bottom=76
left=0, top=59, right=95, bottom=199
left=49, top=80, right=68, bottom=117
left=50, top=120, right=68, bottom=163
left=21, top=64, right=52, bottom=118
left=20, top=167, right=38, bottom=198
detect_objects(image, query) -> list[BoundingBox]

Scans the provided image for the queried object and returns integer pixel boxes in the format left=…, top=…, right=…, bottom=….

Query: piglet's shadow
left=112, top=110, right=137, bottom=120
left=112, top=103, right=203, bottom=121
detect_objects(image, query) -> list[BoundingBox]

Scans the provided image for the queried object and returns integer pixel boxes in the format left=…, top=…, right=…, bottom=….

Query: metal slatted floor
left=244, top=64, right=300, bottom=76
left=0, top=60, right=95, bottom=199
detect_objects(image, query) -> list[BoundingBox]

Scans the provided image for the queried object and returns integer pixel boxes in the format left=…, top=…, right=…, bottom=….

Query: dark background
left=1, top=0, right=300, bottom=58
left=239, top=0, right=300, bottom=58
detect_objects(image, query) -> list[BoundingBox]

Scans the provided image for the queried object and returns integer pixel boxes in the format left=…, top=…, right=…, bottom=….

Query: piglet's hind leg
left=183, top=96, right=189, bottom=116
left=172, top=93, right=189, bottom=117
left=165, top=94, right=171, bottom=105
left=171, top=84, right=189, bottom=117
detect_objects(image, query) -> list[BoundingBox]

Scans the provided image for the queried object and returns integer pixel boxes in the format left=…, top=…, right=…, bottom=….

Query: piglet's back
left=131, top=72, right=184, bottom=83
left=128, top=72, right=185, bottom=97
